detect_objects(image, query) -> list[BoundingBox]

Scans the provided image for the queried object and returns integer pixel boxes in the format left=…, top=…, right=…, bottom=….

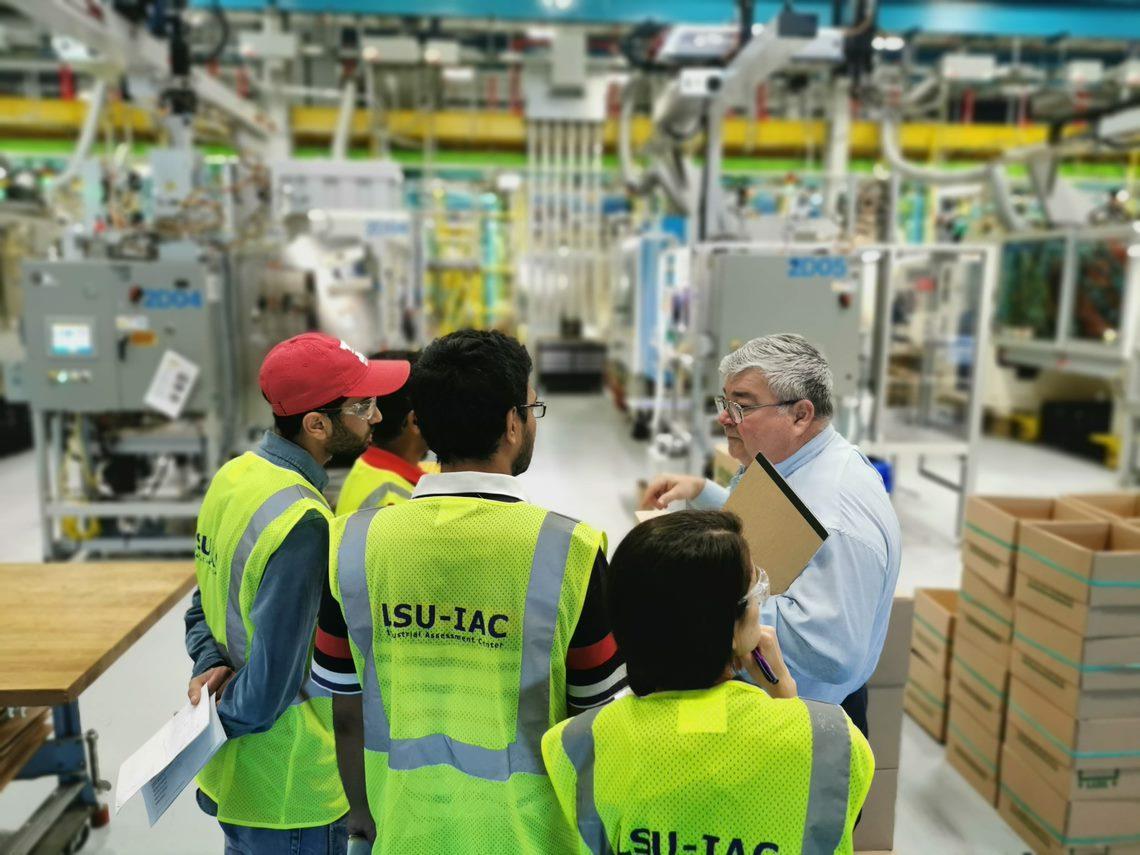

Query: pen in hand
left=751, top=648, right=780, bottom=684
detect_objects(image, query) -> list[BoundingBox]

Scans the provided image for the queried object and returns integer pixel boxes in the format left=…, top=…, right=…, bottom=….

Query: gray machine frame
left=863, top=243, right=998, bottom=531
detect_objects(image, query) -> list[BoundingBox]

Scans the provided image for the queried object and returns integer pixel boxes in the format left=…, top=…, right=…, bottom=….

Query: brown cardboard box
left=853, top=767, right=898, bottom=852
left=869, top=597, right=915, bottom=688
left=912, top=588, right=958, bottom=675
left=1005, top=687, right=1140, bottom=802
left=963, top=496, right=1096, bottom=594
left=950, top=633, right=1009, bottom=733
left=906, top=651, right=948, bottom=742
left=998, top=789, right=1140, bottom=855
left=1010, top=605, right=1140, bottom=719
left=1005, top=678, right=1140, bottom=795
left=1000, top=743, right=1140, bottom=854
left=1064, top=492, right=1140, bottom=521
left=1016, top=521, right=1140, bottom=638
left=947, top=700, right=1001, bottom=804
left=867, top=686, right=904, bottom=769
left=958, top=566, right=1014, bottom=666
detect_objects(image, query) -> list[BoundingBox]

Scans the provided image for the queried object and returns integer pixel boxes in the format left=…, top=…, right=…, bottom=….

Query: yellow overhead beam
left=0, top=97, right=1073, bottom=159
left=0, top=96, right=155, bottom=135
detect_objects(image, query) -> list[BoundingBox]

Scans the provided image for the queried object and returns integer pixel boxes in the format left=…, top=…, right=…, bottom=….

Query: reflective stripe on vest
left=224, top=482, right=326, bottom=669
left=559, top=706, right=613, bottom=855
left=337, top=506, right=578, bottom=781
left=361, top=482, right=412, bottom=509
left=560, top=698, right=853, bottom=855
left=800, top=699, right=852, bottom=855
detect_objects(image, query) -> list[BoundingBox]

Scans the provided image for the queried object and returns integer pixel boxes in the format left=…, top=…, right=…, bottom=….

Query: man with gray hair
left=640, top=333, right=901, bottom=732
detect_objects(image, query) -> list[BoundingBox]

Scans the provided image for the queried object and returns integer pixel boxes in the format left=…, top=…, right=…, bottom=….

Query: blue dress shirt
left=694, top=425, right=901, bottom=703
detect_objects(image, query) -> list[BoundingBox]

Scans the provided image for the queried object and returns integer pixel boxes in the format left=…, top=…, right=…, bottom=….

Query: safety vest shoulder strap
left=358, top=474, right=413, bottom=510
left=221, top=460, right=330, bottom=669
left=559, top=705, right=613, bottom=855
left=333, top=503, right=586, bottom=781
left=800, top=699, right=854, bottom=855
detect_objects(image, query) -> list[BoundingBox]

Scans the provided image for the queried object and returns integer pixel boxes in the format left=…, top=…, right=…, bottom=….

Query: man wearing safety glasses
left=640, top=333, right=901, bottom=738
left=183, top=333, right=410, bottom=854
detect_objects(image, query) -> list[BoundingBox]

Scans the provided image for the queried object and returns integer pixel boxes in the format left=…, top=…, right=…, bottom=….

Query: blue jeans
left=198, top=789, right=348, bottom=855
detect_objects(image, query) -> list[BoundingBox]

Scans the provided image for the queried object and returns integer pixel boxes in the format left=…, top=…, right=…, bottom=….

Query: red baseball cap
left=259, top=333, right=411, bottom=417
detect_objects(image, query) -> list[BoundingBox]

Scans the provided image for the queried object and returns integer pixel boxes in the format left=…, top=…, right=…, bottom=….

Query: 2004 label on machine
left=142, top=289, right=204, bottom=309
left=787, top=257, right=848, bottom=278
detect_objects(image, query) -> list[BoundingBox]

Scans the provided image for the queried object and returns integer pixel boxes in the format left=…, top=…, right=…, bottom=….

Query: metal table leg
left=9, top=701, right=110, bottom=854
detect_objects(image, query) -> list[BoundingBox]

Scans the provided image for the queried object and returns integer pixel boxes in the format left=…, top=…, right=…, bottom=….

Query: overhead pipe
left=51, top=77, right=107, bottom=201
left=879, top=116, right=992, bottom=184
left=618, top=78, right=692, bottom=214
left=986, top=162, right=1031, bottom=231
left=330, top=77, right=358, bottom=160
left=618, top=77, right=658, bottom=195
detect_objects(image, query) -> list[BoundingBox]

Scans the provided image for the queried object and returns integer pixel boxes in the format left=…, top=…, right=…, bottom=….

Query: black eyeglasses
left=518, top=401, right=547, bottom=419
left=714, top=396, right=799, bottom=425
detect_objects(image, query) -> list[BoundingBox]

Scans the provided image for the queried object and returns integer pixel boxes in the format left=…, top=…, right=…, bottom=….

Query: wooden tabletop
left=0, top=562, right=196, bottom=706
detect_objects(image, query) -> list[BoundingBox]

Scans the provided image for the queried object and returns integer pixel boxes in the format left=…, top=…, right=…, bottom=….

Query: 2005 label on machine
left=787, top=257, right=848, bottom=278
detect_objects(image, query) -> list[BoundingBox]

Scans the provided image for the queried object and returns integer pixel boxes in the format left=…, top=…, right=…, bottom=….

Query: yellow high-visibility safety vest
left=194, top=452, right=348, bottom=829
left=542, top=680, right=874, bottom=855
left=336, top=459, right=416, bottom=516
left=330, top=496, right=606, bottom=853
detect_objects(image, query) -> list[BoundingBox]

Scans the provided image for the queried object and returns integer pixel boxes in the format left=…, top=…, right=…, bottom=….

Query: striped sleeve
left=311, top=579, right=362, bottom=695
left=566, top=550, right=628, bottom=713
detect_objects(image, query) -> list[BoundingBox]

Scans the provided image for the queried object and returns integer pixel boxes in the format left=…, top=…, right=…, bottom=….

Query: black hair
left=410, top=330, right=531, bottom=464
left=607, top=510, right=752, bottom=696
left=369, top=350, right=419, bottom=446
left=272, top=396, right=347, bottom=443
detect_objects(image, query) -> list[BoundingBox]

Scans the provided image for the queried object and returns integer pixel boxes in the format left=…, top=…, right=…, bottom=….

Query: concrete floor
left=0, top=392, right=1120, bottom=853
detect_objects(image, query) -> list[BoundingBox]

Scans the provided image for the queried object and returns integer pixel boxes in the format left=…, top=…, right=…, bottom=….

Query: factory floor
left=0, top=392, right=1118, bottom=854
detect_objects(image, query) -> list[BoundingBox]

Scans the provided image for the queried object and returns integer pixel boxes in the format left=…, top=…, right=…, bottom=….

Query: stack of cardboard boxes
left=944, top=497, right=1087, bottom=803
left=855, top=596, right=914, bottom=854
left=999, top=495, right=1140, bottom=855
left=904, top=588, right=958, bottom=742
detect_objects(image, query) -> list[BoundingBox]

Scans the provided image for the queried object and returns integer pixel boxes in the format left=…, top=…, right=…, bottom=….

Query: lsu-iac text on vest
left=380, top=603, right=510, bottom=648
left=195, top=533, right=217, bottom=570
left=624, top=829, right=779, bottom=855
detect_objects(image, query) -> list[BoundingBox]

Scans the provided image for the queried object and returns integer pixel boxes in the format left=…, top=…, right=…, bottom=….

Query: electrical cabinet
left=21, top=260, right=220, bottom=413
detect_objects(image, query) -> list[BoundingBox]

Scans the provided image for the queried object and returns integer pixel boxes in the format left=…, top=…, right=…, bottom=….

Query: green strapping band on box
left=959, top=590, right=1014, bottom=629
left=914, top=613, right=949, bottom=645
left=952, top=655, right=1005, bottom=698
left=1001, top=785, right=1140, bottom=847
left=1008, top=701, right=1140, bottom=760
left=964, top=522, right=1016, bottom=551
left=1014, top=631, right=1140, bottom=673
left=947, top=721, right=998, bottom=773
left=907, top=681, right=947, bottom=710
left=1018, top=544, right=1140, bottom=589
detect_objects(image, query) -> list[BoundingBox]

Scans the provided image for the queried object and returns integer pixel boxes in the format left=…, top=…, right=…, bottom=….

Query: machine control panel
left=21, top=260, right=219, bottom=413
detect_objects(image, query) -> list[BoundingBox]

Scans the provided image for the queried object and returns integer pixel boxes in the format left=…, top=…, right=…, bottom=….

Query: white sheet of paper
left=634, top=509, right=670, bottom=523
left=143, top=350, right=200, bottom=419
left=115, top=692, right=228, bottom=826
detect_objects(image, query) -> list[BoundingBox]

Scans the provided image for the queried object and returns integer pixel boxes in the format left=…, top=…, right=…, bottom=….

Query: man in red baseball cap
left=182, top=333, right=409, bottom=854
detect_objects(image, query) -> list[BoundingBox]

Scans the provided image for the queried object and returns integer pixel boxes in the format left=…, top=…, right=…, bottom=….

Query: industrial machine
left=989, top=225, right=1140, bottom=482
left=275, top=158, right=423, bottom=353
left=21, top=254, right=235, bottom=559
